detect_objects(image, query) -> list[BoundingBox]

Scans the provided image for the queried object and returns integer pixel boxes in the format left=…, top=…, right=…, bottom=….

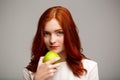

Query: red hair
left=26, top=6, right=87, bottom=77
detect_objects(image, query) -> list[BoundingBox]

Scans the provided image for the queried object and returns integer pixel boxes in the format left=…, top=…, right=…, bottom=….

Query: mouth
left=50, top=46, right=59, bottom=50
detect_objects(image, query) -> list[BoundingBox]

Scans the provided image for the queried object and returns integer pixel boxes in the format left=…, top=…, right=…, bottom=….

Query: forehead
left=44, top=18, right=62, bottom=31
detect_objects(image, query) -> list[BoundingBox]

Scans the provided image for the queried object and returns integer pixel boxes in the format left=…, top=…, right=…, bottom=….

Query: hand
left=34, top=57, right=61, bottom=80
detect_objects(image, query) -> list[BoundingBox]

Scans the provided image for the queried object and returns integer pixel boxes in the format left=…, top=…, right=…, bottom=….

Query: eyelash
left=57, top=31, right=64, bottom=35
left=44, top=32, right=50, bottom=36
left=44, top=31, right=64, bottom=37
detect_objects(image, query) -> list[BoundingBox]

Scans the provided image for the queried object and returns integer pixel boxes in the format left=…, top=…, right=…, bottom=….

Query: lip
left=50, top=46, right=59, bottom=49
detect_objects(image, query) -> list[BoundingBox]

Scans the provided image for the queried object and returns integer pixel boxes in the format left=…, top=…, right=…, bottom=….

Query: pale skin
left=34, top=57, right=61, bottom=80
left=34, top=18, right=66, bottom=80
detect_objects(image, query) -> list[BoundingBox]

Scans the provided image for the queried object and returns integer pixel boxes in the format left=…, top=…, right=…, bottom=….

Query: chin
left=50, top=50, right=60, bottom=54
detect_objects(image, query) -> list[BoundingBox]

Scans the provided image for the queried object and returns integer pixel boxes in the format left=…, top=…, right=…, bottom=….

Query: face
left=44, top=18, right=65, bottom=54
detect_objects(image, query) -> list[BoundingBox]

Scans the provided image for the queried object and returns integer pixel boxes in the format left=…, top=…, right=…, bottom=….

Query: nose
left=50, top=34, right=56, bottom=44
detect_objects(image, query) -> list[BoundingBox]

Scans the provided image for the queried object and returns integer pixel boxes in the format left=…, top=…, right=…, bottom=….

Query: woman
left=23, top=6, right=99, bottom=80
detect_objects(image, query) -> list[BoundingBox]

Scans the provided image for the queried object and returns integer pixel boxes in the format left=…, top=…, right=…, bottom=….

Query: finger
left=45, top=72, right=54, bottom=79
left=50, top=63, right=61, bottom=69
left=46, top=69, right=57, bottom=78
left=38, top=56, right=44, bottom=66
left=47, top=62, right=61, bottom=70
left=48, top=69, right=57, bottom=73
left=46, top=58, right=61, bottom=64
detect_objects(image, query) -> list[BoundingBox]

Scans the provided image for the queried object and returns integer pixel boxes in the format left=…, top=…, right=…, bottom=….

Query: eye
left=56, top=31, right=64, bottom=36
left=44, top=32, right=50, bottom=37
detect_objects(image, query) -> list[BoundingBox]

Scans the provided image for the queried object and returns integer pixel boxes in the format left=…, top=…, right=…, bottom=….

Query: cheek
left=59, top=38, right=65, bottom=50
left=44, top=38, right=49, bottom=46
left=59, top=37, right=64, bottom=44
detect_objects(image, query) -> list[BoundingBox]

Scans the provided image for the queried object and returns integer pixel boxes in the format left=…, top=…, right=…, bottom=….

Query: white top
left=23, top=59, right=99, bottom=80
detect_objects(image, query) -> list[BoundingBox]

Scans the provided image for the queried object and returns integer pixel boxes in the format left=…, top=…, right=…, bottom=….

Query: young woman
left=23, top=6, right=99, bottom=80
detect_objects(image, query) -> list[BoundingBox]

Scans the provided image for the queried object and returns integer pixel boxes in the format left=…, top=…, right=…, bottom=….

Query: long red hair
left=26, top=6, right=87, bottom=77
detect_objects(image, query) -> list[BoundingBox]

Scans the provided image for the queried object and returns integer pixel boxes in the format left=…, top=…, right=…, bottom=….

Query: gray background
left=0, top=0, right=120, bottom=80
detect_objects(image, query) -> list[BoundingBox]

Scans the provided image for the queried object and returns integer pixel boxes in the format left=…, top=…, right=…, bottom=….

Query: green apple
left=43, top=51, right=60, bottom=63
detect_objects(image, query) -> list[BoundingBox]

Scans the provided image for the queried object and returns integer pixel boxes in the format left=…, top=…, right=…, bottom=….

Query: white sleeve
left=87, top=63, right=99, bottom=80
left=23, top=68, right=33, bottom=80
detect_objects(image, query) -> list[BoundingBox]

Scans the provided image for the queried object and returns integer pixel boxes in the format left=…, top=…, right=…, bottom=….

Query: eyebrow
left=55, top=29, right=63, bottom=32
left=44, top=29, right=63, bottom=32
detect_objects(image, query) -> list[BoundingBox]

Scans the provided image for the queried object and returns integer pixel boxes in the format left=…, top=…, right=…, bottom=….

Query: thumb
left=38, top=56, right=44, bottom=66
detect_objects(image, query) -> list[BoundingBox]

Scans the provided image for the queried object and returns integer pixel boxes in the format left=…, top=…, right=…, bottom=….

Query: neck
left=58, top=51, right=66, bottom=62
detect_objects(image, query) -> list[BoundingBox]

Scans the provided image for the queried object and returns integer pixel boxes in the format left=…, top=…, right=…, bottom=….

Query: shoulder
left=82, top=59, right=99, bottom=80
left=82, top=59, right=98, bottom=71
left=23, top=68, right=34, bottom=80
left=23, top=68, right=33, bottom=75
